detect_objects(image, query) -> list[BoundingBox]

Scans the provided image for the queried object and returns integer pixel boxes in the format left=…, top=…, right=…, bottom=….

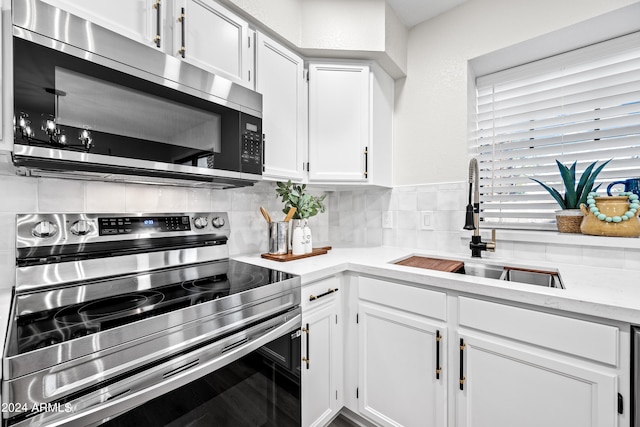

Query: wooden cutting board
left=261, top=246, right=332, bottom=262
left=394, top=256, right=464, bottom=273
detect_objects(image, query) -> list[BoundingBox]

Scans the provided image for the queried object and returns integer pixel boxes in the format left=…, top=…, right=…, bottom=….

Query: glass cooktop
left=14, top=260, right=294, bottom=355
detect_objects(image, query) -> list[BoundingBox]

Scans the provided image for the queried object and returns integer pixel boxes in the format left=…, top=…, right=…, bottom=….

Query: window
left=471, top=32, right=640, bottom=230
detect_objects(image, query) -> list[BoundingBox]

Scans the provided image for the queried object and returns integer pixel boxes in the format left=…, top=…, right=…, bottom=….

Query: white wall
left=383, top=2, right=408, bottom=76
left=394, top=0, right=640, bottom=186
left=220, top=0, right=302, bottom=45
left=301, top=0, right=385, bottom=51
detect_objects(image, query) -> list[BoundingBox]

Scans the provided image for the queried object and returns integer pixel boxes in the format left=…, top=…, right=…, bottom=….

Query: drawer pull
left=309, top=288, right=339, bottom=301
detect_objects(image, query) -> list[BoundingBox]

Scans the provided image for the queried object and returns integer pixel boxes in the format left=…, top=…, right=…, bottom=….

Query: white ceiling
left=386, top=0, right=467, bottom=28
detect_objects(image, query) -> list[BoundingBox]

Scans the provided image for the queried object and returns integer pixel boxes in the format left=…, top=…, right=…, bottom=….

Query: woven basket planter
left=555, top=209, right=583, bottom=233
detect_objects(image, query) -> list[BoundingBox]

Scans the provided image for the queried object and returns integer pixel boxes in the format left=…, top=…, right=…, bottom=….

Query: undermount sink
left=393, top=256, right=564, bottom=289
left=459, top=261, right=564, bottom=289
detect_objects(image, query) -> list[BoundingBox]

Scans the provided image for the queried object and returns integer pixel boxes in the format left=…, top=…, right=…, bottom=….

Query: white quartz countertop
left=234, top=246, right=640, bottom=325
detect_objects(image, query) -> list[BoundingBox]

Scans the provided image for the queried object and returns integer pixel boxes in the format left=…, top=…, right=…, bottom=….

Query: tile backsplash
left=329, top=182, right=640, bottom=270
left=1, top=169, right=639, bottom=289
left=0, top=172, right=332, bottom=288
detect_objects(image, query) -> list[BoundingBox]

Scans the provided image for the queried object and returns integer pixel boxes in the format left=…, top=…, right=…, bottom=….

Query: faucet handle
left=486, top=229, right=497, bottom=252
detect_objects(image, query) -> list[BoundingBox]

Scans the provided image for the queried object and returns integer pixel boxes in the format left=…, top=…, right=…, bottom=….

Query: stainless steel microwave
left=11, top=0, right=263, bottom=188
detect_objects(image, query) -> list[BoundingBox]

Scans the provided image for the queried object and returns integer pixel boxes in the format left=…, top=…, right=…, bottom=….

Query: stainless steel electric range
left=2, top=212, right=301, bottom=426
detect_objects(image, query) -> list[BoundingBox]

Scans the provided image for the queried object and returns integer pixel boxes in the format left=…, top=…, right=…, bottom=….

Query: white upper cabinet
left=308, top=62, right=393, bottom=186
left=256, top=32, right=306, bottom=181
left=174, top=0, right=253, bottom=87
left=40, top=0, right=253, bottom=88
left=308, top=63, right=369, bottom=183
left=40, top=0, right=165, bottom=50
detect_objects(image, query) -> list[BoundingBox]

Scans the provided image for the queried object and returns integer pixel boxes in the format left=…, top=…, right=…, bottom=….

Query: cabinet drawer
left=458, top=297, right=619, bottom=366
left=358, top=277, right=446, bottom=321
left=301, top=277, right=341, bottom=310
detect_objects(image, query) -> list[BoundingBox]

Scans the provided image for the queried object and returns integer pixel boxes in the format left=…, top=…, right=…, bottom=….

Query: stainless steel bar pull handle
left=178, top=7, right=186, bottom=58
left=153, top=0, right=161, bottom=47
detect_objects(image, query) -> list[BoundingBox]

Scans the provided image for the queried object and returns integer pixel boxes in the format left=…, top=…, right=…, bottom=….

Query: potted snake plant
left=530, top=160, right=610, bottom=233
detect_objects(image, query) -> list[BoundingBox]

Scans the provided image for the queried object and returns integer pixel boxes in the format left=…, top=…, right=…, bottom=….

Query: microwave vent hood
left=10, top=0, right=263, bottom=189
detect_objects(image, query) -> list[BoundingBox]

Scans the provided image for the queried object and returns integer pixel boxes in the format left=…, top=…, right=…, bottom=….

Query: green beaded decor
left=586, top=191, right=639, bottom=223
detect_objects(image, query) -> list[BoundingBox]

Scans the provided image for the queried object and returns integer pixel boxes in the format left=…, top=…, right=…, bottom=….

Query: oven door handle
left=18, top=310, right=301, bottom=427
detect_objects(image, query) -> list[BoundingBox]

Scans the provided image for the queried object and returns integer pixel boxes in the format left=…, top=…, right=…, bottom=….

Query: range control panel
left=98, top=216, right=191, bottom=235
left=16, top=213, right=231, bottom=250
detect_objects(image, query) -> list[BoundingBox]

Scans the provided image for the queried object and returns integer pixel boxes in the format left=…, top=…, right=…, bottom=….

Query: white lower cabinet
left=456, top=296, right=622, bottom=427
left=297, top=275, right=627, bottom=427
left=358, top=302, right=446, bottom=427
left=456, top=332, right=618, bottom=427
left=301, top=277, right=343, bottom=427
left=356, top=277, right=447, bottom=427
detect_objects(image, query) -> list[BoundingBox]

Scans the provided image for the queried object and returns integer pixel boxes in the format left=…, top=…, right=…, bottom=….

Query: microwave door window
left=54, top=67, right=221, bottom=162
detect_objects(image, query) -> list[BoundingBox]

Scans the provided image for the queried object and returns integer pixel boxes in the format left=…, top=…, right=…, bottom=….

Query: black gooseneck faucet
left=463, top=158, right=496, bottom=257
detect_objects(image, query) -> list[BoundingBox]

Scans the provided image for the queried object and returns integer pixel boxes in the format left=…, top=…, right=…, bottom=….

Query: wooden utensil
left=259, top=206, right=272, bottom=223
left=284, top=207, right=297, bottom=222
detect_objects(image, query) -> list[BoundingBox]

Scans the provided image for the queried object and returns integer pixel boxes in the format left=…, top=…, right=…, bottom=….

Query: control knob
left=32, top=221, right=58, bottom=238
left=211, top=216, right=225, bottom=228
left=193, top=216, right=209, bottom=229
left=70, top=220, right=92, bottom=236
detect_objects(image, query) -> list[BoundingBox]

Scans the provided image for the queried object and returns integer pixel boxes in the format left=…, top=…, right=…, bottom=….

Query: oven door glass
left=102, top=327, right=301, bottom=427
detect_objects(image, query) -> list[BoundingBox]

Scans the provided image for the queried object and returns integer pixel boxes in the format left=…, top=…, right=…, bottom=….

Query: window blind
left=472, top=32, right=640, bottom=230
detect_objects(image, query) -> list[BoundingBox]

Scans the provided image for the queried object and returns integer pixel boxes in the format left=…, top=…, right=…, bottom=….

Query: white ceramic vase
left=291, top=221, right=305, bottom=255
left=303, top=220, right=312, bottom=253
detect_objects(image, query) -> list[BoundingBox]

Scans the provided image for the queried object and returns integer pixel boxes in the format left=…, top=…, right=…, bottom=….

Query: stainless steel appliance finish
left=2, top=212, right=301, bottom=426
left=268, top=221, right=289, bottom=255
left=11, top=0, right=263, bottom=188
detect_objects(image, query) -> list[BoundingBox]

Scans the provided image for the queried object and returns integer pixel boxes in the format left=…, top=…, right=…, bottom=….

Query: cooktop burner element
left=13, top=260, right=285, bottom=355
left=55, top=292, right=165, bottom=323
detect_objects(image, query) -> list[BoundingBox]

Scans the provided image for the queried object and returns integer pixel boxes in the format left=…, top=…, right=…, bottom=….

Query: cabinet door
left=302, top=302, right=342, bottom=427
left=256, top=33, right=306, bottom=181
left=308, top=63, right=369, bottom=182
left=358, top=301, right=446, bottom=427
left=40, top=0, right=163, bottom=49
left=457, top=332, right=618, bottom=427
left=175, top=0, right=252, bottom=87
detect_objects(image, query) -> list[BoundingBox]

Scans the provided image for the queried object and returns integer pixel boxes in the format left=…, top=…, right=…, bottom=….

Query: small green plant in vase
left=275, top=180, right=326, bottom=254
left=530, top=159, right=610, bottom=233
left=275, top=180, right=326, bottom=220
